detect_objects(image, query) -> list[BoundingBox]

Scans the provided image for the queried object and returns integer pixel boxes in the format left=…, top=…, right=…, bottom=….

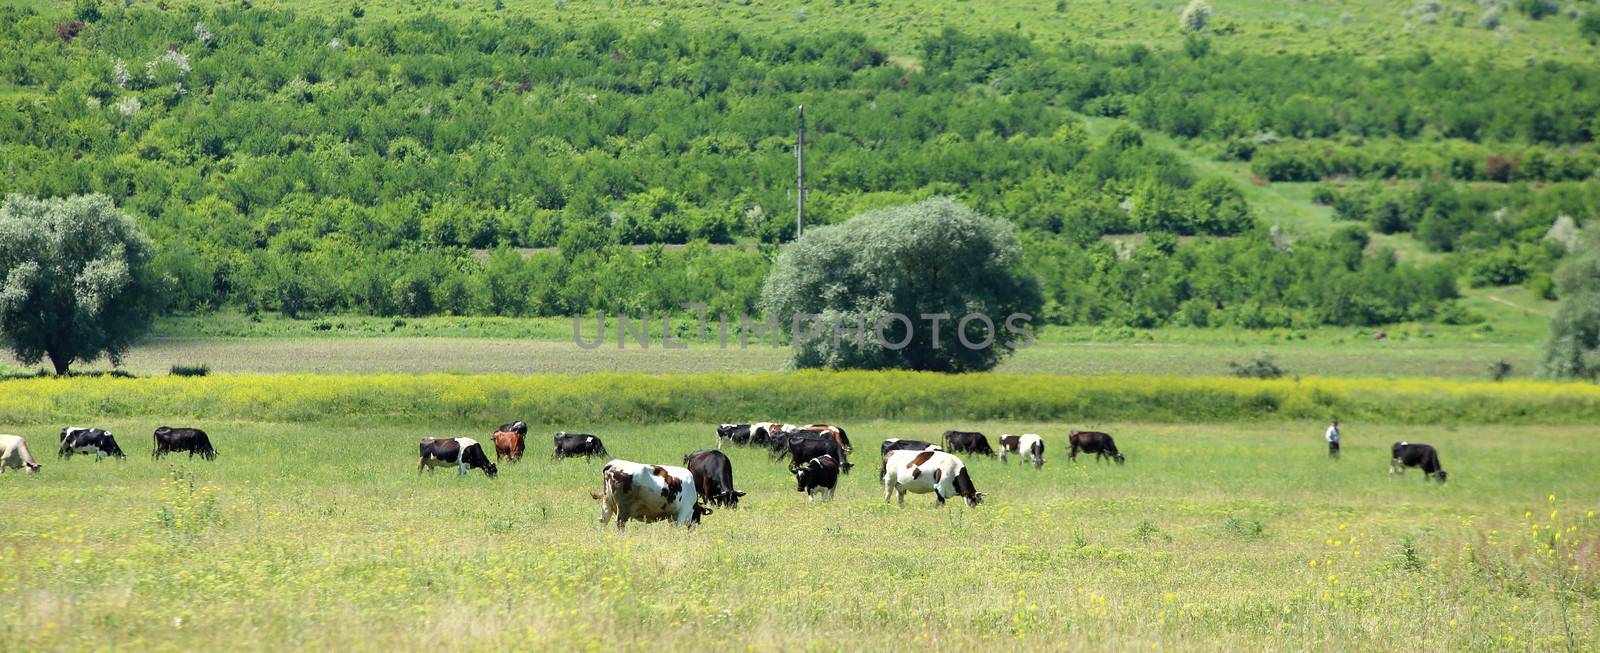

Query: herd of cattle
left=1, top=421, right=1451, bottom=529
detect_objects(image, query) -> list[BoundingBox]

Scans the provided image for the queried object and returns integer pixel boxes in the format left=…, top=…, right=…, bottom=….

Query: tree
left=0, top=194, right=159, bottom=374
left=1582, top=12, right=1600, bottom=45
left=760, top=198, right=1042, bottom=372
left=1540, top=223, right=1600, bottom=379
left=1180, top=0, right=1212, bottom=32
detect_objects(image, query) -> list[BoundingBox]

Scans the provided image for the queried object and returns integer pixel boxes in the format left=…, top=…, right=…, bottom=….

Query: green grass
left=2, top=419, right=1596, bottom=649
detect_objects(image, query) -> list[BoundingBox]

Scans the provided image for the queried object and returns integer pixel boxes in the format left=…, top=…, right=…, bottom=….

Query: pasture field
left=1, top=419, right=1597, bottom=650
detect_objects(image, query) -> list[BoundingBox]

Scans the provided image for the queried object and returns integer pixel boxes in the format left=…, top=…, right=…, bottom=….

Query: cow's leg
left=934, top=489, right=946, bottom=507
left=1069, top=447, right=1078, bottom=463
left=823, top=487, right=834, bottom=502
left=614, top=505, right=629, bottom=530
left=418, top=456, right=427, bottom=474
left=896, top=488, right=906, bottom=506
left=998, top=449, right=1007, bottom=463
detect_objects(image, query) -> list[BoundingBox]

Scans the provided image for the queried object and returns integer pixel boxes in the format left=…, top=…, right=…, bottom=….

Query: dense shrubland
left=1, top=6, right=1585, bottom=327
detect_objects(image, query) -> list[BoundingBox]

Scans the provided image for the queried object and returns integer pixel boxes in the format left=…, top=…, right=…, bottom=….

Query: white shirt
left=1326, top=426, right=1340, bottom=443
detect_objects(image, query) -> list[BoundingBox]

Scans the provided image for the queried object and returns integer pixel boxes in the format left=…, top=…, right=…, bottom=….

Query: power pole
left=795, top=104, right=805, bottom=239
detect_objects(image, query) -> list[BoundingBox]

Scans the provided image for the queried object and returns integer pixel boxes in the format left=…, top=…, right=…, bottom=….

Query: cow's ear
left=735, top=491, right=747, bottom=497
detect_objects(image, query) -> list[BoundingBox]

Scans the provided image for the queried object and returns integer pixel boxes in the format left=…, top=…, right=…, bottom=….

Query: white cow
left=593, top=460, right=709, bottom=529
left=997, top=433, right=1045, bottom=468
left=0, top=434, right=42, bottom=474
left=882, top=449, right=984, bottom=508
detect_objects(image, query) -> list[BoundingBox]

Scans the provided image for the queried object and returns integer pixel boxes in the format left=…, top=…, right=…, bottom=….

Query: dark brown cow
left=683, top=449, right=745, bottom=508
left=1390, top=442, right=1447, bottom=483
left=492, top=421, right=527, bottom=462
left=942, top=430, right=995, bottom=457
left=1068, top=430, right=1124, bottom=464
left=153, top=426, right=217, bottom=461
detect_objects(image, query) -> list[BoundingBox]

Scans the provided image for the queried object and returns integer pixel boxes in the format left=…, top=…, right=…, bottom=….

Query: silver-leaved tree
left=0, top=194, right=158, bottom=375
left=760, top=197, right=1042, bottom=372
left=1541, top=221, right=1600, bottom=379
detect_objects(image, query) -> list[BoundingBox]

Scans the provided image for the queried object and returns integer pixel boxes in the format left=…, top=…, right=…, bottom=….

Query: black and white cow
left=794, top=454, right=840, bottom=502
left=942, top=430, right=995, bottom=457
left=716, top=424, right=754, bottom=448
left=683, top=449, right=746, bottom=508
left=593, top=460, right=709, bottom=529
left=783, top=430, right=852, bottom=475
left=1068, top=430, right=1124, bottom=464
left=59, top=427, right=127, bottom=461
left=882, top=449, right=984, bottom=508
left=998, top=433, right=1045, bottom=468
left=418, top=437, right=498, bottom=478
left=880, top=438, right=942, bottom=457
left=152, top=426, right=217, bottom=461
left=553, top=432, right=607, bottom=460
left=1390, top=442, right=1447, bottom=483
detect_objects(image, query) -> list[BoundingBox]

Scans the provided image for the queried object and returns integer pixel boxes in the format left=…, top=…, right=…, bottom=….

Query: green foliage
left=169, top=363, right=209, bottom=377
left=1540, top=223, right=1600, bottom=378
left=1583, top=12, right=1600, bottom=44
left=0, top=194, right=159, bottom=374
left=1180, top=0, right=1211, bottom=32
left=1229, top=355, right=1286, bottom=379
left=760, top=198, right=1042, bottom=372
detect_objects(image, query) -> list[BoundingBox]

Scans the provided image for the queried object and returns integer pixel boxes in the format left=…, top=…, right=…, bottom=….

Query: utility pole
left=795, top=104, right=805, bottom=239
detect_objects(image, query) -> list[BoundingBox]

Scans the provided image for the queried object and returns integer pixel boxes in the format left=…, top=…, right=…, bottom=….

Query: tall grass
left=2, top=372, right=1598, bottom=424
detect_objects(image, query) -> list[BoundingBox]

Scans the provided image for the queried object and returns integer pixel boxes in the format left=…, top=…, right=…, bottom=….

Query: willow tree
left=0, top=194, right=159, bottom=374
left=1541, top=222, right=1600, bottom=379
left=760, top=197, right=1042, bottom=372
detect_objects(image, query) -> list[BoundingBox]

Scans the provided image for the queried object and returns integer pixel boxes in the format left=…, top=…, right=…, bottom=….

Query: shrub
left=170, top=364, right=210, bottom=377
left=1229, top=356, right=1286, bottom=379
left=1180, top=0, right=1212, bottom=32
left=1540, top=223, right=1600, bottom=379
left=1489, top=360, right=1514, bottom=381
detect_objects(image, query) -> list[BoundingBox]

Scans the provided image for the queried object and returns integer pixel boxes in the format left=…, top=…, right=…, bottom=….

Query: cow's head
left=1113, top=452, right=1126, bottom=465
left=1434, top=470, right=1448, bottom=484
left=964, top=492, right=985, bottom=508
left=719, top=490, right=746, bottom=508
left=691, top=502, right=712, bottom=525
left=484, top=462, right=499, bottom=478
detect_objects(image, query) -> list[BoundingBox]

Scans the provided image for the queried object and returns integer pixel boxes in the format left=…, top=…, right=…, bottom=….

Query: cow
left=492, top=421, right=527, bottom=462
left=418, top=437, right=498, bottom=478
left=794, top=454, right=840, bottom=502
left=782, top=430, right=852, bottom=475
left=998, top=434, right=1045, bottom=468
left=592, top=459, right=710, bottom=529
left=753, top=422, right=797, bottom=446
left=765, top=427, right=801, bottom=462
left=716, top=424, right=754, bottom=448
left=880, top=438, right=942, bottom=457
left=58, top=427, right=127, bottom=461
left=683, top=450, right=745, bottom=508
left=553, top=432, right=607, bottom=460
left=1068, top=430, right=1124, bottom=464
left=152, top=426, right=217, bottom=461
left=942, top=430, right=995, bottom=457
left=799, top=424, right=851, bottom=453
left=882, top=449, right=984, bottom=508
left=1390, top=442, right=1448, bottom=483
left=0, top=434, right=41, bottom=474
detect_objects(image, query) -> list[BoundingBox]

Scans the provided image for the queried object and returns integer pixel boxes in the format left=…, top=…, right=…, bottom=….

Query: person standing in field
left=1325, top=419, right=1341, bottom=459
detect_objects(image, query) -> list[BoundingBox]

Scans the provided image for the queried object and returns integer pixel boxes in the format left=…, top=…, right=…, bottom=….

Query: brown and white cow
left=418, top=437, right=498, bottom=478
left=0, top=434, right=41, bottom=474
left=998, top=433, right=1045, bottom=468
left=800, top=424, right=852, bottom=453
left=592, top=460, right=709, bottom=529
left=882, top=449, right=984, bottom=508
left=492, top=421, right=527, bottom=462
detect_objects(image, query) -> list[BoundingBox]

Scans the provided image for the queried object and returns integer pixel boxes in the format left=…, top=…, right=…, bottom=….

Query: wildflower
left=194, top=22, right=213, bottom=43
left=112, top=59, right=130, bottom=88
left=115, top=96, right=141, bottom=117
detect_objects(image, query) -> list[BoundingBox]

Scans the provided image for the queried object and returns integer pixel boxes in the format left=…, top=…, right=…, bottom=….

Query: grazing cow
left=1390, top=442, right=1448, bottom=483
left=783, top=431, right=852, bottom=475
left=592, top=459, right=709, bottom=529
left=800, top=424, right=851, bottom=453
left=553, top=432, right=607, bottom=459
left=942, top=430, right=995, bottom=457
left=998, top=434, right=1045, bottom=468
left=492, top=421, right=527, bottom=463
left=764, top=427, right=803, bottom=462
left=753, top=422, right=798, bottom=445
left=880, top=438, right=942, bottom=457
left=58, top=427, right=127, bottom=461
left=1068, top=430, right=1124, bottom=464
left=716, top=424, right=754, bottom=448
left=882, top=449, right=984, bottom=508
left=152, top=426, right=217, bottom=461
left=794, top=454, right=840, bottom=502
left=683, top=450, right=746, bottom=508
left=0, top=434, right=41, bottom=474
left=418, top=437, right=498, bottom=478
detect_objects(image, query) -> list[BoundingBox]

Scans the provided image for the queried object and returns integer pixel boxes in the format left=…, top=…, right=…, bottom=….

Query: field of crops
left=2, top=417, right=1596, bottom=650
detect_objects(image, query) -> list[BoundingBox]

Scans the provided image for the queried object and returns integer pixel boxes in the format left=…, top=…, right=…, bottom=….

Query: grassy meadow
left=1, top=418, right=1596, bottom=650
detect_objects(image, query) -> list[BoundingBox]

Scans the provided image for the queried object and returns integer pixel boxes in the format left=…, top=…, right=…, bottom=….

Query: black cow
left=1391, top=442, right=1447, bottom=483
left=152, top=426, right=217, bottom=461
left=880, top=438, right=941, bottom=457
left=794, top=454, right=840, bottom=502
left=418, top=437, right=497, bottom=478
left=765, top=428, right=800, bottom=462
left=59, top=427, right=126, bottom=461
left=716, top=424, right=754, bottom=448
left=1068, top=430, right=1124, bottom=464
left=942, top=430, right=995, bottom=457
left=683, top=449, right=746, bottom=508
left=784, top=431, right=852, bottom=475
left=553, top=432, right=607, bottom=459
